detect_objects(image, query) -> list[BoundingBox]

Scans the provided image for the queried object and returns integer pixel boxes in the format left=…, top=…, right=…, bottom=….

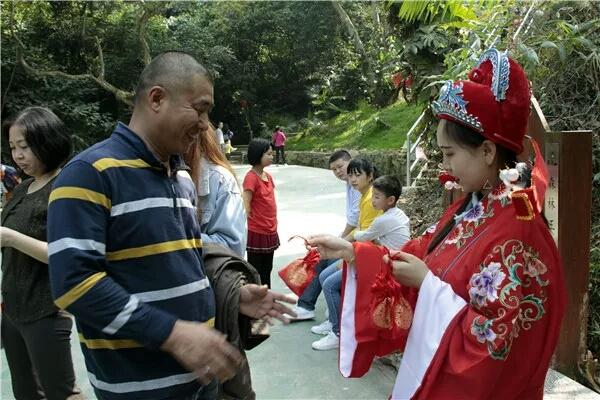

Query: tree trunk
left=330, top=1, right=376, bottom=94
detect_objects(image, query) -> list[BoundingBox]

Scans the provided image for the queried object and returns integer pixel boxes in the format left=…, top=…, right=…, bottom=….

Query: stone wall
left=285, top=150, right=408, bottom=180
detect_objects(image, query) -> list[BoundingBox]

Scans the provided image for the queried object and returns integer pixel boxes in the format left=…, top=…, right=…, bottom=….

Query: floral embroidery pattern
left=468, top=240, right=548, bottom=360
left=489, top=184, right=511, bottom=204
left=523, top=248, right=548, bottom=279
left=444, top=224, right=465, bottom=245
left=425, top=222, right=438, bottom=234
left=471, top=317, right=497, bottom=344
left=464, top=202, right=484, bottom=222
left=440, top=197, right=495, bottom=252
left=469, top=262, right=506, bottom=308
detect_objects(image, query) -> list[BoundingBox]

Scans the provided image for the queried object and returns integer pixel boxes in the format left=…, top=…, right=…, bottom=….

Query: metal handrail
left=404, top=111, right=426, bottom=186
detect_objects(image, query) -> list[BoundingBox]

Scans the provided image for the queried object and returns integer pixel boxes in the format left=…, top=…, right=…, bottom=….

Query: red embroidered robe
left=340, top=186, right=566, bottom=400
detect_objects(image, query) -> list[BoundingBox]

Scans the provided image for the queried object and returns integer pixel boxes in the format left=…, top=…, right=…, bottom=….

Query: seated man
left=291, top=150, right=360, bottom=326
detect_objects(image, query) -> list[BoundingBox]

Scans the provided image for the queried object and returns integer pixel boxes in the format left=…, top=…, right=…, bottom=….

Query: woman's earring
left=482, top=179, right=492, bottom=190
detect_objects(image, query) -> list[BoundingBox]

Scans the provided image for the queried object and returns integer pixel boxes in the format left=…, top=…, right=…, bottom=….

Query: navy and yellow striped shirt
left=48, top=123, right=215, bottom=399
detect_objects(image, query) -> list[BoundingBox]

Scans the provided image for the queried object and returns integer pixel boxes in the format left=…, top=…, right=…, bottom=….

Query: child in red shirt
left=242, top=138, right=279, bottom=287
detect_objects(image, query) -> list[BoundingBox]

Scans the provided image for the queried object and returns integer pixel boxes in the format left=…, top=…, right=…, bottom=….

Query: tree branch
left=94, top=36, right=105, bottom=79
left=137, top=6, right=153, bottom=66
left=14, top=34, right=134, bottom=106
left=331, top=1, right=376, bottom=90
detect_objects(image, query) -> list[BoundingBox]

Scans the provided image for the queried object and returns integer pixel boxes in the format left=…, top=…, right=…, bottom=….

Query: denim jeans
left=320, top=261, right=343, bottom=335
left=297, top=258, right=337, bottom=310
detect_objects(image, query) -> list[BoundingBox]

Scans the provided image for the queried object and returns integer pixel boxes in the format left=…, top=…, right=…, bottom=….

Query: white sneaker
left=290, top=305, right=315, bottom=321
left=311, top=320, right=332, bottom=335
left=312, top=331, right=339, bottom=351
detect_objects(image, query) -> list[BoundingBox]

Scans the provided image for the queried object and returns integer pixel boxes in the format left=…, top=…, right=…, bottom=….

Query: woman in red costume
left=307, top=48, right=566, bottom=400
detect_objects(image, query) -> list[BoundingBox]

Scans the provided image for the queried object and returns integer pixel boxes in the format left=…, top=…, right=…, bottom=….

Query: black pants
left=1, top=311, right=80, bottom=400
left=274, top=146, right=285, bottom=164
left=247, top=251, right=274, bottom=288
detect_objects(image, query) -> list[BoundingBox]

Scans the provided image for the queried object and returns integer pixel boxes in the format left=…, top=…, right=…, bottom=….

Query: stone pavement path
left=2, top=164, right=599, bottom=399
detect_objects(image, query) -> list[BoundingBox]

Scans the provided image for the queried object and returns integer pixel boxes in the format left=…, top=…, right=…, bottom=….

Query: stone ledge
left=544, top=369, right=600, bottom=399
left=285, top=150, right=408, bottom=180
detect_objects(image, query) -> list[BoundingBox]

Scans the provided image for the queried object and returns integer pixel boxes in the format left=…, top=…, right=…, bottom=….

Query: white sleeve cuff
left=392, top=271, right=467, bottom=399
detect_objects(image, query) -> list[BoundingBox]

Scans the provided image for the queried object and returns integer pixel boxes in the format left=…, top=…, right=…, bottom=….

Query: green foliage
left=395, top=0, right=478, bottom=24
left=514, top=1, right=600, bottom=132
left=589, top=263, right=600, bottom=360
left=287, top=100, right=423, bottom=151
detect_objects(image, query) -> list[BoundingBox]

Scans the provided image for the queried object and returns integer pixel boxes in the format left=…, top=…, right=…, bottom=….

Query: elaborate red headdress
left=432, top=49, right=531, bottom=154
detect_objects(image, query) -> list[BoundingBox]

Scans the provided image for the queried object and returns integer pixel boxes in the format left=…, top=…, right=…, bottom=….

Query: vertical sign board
left=545, top=142, right=559, bottom=242
left=529, top=97, right=593, bottom=377
left=553, top=130, right=593, bottom=377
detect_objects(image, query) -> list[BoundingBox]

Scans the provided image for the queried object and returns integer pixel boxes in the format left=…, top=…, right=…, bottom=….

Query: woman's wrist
left=1, top=227, right=14, bottom=248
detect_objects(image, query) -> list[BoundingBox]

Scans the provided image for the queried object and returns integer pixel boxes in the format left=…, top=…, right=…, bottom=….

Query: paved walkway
left=2, top=164, right=599, bottom=399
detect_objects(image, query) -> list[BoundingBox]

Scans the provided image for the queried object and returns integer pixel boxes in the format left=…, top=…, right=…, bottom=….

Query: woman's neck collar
left=33, top=168, right=60, bottom=183
left=252, top=165, right=264, bottom=174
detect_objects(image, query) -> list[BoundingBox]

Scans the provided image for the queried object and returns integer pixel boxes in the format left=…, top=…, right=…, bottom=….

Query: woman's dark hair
left=2, top=107, right=72, bottom=173
left=247, top=138, right=271, bottom=166
left=444, top=120, right=517, bottom=169
left=426, top=120, right=518, bottom=254
left=347, top=157, right=379, bottom=180
left=373, top=175, right=402, bottom=202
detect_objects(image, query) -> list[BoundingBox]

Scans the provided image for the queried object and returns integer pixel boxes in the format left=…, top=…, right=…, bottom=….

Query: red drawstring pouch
left=340, top=242, right=415, bottom=378
left=278, top=236, right=321, bottom=297
left=369, top=249, right=413, bottom=340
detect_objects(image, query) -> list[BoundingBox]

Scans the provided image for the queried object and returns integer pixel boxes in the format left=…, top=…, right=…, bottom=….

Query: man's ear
left=147, top=86, right=167, bottom=113
left=482, top=140, right=497, bottom=166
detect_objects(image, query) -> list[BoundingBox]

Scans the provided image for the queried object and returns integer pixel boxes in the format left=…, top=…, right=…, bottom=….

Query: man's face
left=159, top=74, right=214, bottom=157
left=329, top=158, right=350, bottom=181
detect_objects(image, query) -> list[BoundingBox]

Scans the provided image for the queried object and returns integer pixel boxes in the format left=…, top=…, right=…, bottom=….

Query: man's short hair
left=328, top=149, right=351, bottom=165
left=134, top=51, right=213, bottom=104
left=373, top=175, right=403, bottom=202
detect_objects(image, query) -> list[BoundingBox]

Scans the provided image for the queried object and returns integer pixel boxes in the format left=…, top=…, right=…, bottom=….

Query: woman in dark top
left=1, top=107, right=82, bottom=399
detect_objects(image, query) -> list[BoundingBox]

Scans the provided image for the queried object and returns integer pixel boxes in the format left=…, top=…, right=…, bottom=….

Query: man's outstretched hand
left=161, top=320, right=242, bottom=385
left=239, top=284, right=297, bottom=325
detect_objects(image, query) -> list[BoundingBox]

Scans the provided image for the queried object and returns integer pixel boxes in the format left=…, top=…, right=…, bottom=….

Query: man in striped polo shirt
left=48, top=52, right=294, bottom=400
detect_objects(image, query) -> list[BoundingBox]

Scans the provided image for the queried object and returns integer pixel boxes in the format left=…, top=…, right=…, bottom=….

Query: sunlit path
left=235, top=164, right=395, bottom=399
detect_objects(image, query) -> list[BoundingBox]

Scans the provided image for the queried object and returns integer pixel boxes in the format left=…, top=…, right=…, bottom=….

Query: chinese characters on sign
left=544, top=143, right=559, bottom=242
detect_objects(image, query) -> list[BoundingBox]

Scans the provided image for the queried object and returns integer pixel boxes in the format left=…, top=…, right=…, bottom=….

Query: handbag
left=369, top=249, right=413, bottom=340
left=277, top=236, right=321, bottom=297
